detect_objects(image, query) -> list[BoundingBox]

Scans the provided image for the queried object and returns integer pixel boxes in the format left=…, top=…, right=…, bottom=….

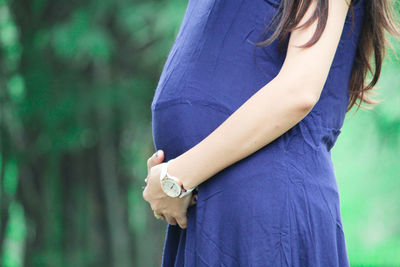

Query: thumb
left=156, top=149, right=164, bottom=161
left=147, top=150, right=165, bottom=174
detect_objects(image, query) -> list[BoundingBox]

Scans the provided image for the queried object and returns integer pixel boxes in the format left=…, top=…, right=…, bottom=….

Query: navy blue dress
left=151, top=0, right=365, bottom=266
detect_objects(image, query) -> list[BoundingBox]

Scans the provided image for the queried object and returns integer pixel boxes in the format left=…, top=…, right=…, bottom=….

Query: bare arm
left=168, top=0, right=350, bottom=190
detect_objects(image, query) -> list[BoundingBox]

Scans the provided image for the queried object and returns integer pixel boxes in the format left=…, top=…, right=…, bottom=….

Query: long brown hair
left=254, top=0, right=400, bottom=113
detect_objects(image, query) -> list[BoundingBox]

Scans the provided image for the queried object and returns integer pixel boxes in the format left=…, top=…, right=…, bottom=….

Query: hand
left=143, top=150, right=197, bottom=229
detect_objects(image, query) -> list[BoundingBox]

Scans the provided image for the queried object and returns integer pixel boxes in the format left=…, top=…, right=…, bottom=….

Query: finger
left=175, top=215, right=188, bottom=229
left=147, top=150, right=165, bottom=175
left=165, top=215, right=177, bottom=226
left=142, top=186, right=149, bottom=201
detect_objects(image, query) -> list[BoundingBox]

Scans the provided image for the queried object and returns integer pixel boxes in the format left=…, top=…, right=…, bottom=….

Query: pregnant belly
left=151, top=98, right=232, bottom=161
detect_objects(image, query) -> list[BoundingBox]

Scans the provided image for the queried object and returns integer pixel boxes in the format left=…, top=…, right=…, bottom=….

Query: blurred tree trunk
left=96, top=62, right=133, bottom=267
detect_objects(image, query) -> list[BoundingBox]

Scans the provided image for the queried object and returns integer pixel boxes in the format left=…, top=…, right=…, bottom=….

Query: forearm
left=168, top=76, right=317, bottom=190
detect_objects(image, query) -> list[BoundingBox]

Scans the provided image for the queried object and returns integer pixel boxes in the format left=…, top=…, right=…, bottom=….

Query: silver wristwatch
left=159, top=159, right=195, bottom=198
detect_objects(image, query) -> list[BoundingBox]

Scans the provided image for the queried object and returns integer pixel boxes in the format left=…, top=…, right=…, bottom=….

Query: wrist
left=168, top=157, right=197, bottom=191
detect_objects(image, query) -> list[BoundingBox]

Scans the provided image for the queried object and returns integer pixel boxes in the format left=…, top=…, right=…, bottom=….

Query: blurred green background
left=0, top=0, right=399, bottom=266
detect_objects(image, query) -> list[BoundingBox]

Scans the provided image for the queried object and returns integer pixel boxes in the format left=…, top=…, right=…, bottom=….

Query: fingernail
left=155, top=150, right=160, bottom=158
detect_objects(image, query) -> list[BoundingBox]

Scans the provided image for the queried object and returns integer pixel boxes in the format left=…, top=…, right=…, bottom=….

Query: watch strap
left=159, top=161, right=168, bottom=182
left=178, top=186, right=195, bottom=198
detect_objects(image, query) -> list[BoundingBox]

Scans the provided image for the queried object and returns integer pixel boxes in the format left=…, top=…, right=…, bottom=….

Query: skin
left=143, top=0, right=350, bottom=229
left=144, top=150, right=197, bottom=227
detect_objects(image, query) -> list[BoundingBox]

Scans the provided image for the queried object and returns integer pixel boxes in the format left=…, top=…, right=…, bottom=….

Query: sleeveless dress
left=151, top=0, right=365, bottom=266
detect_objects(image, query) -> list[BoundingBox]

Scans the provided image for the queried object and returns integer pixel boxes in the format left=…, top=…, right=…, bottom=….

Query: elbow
left=275, top=73, right=323, bottom=113
left=285, top=84, right=322, bottom=114
left=297, top=92, right=319, bottom=113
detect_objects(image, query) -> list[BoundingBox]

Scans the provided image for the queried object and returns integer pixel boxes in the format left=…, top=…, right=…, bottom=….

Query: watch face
left=161, top=179, right=181, bottom=197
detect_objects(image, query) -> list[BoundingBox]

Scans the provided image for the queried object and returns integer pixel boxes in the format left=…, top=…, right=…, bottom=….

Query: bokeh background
left=0, top=0, right=399, bottom=266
